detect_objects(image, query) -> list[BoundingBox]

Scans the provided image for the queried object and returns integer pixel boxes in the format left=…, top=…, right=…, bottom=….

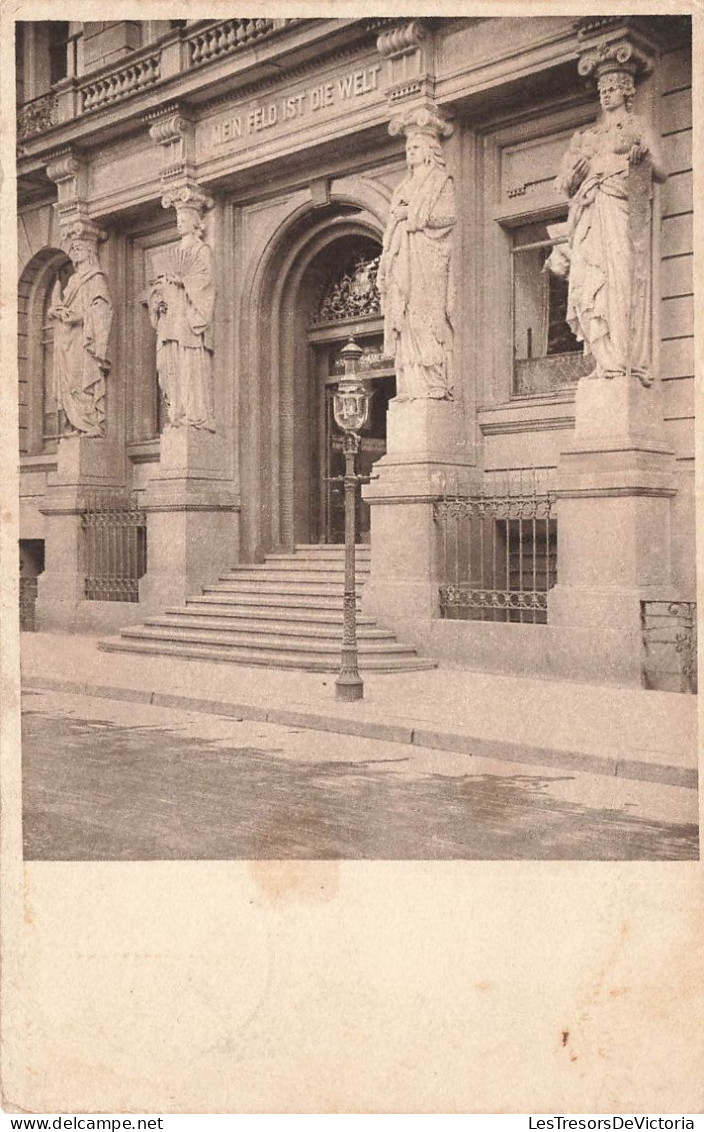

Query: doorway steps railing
left=100, top=545, right=436, bottom=673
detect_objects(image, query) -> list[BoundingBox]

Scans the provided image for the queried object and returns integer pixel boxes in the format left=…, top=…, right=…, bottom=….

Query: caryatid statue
left=144, top=188, right=217, bottom=432
left=378, top=106, right=457, bottom=401
left=549, top=46, right=667, bottom=387
left=48, top=222, right=113, bottom=437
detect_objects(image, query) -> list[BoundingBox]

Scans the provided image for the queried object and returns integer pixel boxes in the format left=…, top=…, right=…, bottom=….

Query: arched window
left=18, top=249, right=73, bottom=457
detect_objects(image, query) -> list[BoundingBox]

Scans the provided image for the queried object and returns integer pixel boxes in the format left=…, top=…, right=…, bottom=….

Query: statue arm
left=425, top=177, right=457, bottom=231
left=556, top=135, right=590, bottom=198
left=630, top=119, right=667, bottom=183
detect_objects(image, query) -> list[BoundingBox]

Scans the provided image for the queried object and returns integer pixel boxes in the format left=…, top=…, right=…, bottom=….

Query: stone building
left=17, top=16, right=695, bottom=687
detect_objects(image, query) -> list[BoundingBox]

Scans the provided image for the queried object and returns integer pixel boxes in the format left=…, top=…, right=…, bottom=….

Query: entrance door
left=322, top=368, right=395, bottom=544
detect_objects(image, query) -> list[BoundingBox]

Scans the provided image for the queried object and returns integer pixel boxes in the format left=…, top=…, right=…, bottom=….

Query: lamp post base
left=335, top=673, right=364, bottom=701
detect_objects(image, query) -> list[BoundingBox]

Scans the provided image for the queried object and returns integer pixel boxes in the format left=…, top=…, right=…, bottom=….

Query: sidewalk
left=20, top=633, right=698, bottom=789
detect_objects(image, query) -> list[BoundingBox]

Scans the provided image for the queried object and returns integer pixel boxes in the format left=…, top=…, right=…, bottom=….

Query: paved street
left=22, top=688, right=698, bottom=861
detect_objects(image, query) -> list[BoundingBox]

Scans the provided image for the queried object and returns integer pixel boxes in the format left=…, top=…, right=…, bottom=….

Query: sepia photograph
left=12, top=11, right=697, bottom=864
left=3, top=4, right=703, bottom=1117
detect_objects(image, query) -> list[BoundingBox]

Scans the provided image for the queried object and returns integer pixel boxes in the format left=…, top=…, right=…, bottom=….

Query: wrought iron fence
left=641, top=600, right=697, bottom=694
left=433, top=471, right=558, bottom=624
left=82, top=491, right=147, bottom=603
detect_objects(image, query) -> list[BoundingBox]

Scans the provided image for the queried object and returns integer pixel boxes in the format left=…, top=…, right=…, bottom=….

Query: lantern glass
left=333, top=378, right=370, bottom=434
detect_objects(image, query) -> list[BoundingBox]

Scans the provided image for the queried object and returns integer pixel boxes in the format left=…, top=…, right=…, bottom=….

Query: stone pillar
left=36, top=153, right=126, bottom=632
left=362, top=99, right=476, bottom=625
left=139, top=429, right=239, bottom=612
left=138, top=111, right=239, bottom=612
left=363, top=400, right=475, bottom=620
left=546, top=21, right=677, bottom=684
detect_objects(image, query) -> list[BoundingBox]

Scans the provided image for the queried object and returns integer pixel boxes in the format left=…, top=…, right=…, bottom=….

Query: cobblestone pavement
left=21, top=689, right=699, bottom=861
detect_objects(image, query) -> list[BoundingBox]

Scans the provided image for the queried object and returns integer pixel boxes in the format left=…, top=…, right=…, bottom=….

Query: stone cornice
left=16, top=18, right=370, bottom=174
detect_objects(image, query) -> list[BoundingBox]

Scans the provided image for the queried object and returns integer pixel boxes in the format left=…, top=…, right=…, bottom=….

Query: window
left=48, top=22, right=70, bottom=86
left=511, top=219, right=592, bottom=396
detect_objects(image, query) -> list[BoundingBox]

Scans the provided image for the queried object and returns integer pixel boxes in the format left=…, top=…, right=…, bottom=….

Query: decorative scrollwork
left=311, top=255, right=382, bottom=325
left=17, top=92, right=58, bottom=141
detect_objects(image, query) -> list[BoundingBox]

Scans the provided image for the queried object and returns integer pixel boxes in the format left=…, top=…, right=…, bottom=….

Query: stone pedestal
left=362, top=399, right=476, bottom=621
left=139, top=427, right=239, bottom=611
left=35, top=436, right=125, bottom=631
left=548, top=375, right=677, bottom=684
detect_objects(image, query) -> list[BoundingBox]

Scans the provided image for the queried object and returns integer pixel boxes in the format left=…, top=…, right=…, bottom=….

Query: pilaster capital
left=59, top=216, right=108, bottom=253
left=389, top=101, right=453, bottom=142
left=573, top=17, right=659, bottom=84
left=161, top=182, right=213, bottom=216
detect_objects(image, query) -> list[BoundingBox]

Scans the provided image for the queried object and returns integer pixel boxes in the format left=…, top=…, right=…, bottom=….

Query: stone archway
left=241, top=200, right=387, bottom=559
left=18, top=246, right=72, bottom=456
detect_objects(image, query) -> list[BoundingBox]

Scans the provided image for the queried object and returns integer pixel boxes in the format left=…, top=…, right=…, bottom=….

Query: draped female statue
left=145, top=201, right=216, bottom=431
left=378, top=110, right=457, bottom=401
left=551, top=66, right=666, bottom=386
left=48, top=231, right=112, bottom=437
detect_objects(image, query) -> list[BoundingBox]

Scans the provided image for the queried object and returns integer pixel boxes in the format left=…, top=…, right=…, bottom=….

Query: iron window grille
left=434, top=471, right=558, bottom=624
left=82, top=492, right=147, bottom=603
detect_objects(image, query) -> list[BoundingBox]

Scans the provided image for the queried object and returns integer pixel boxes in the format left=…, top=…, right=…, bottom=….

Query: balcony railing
left=186, top=19, right=277, bottom=66
left=17, top=19, right=296, bottom=140
left=17, top=91, right=58, bottom=142
left=80, top=53, right=161, bottom=112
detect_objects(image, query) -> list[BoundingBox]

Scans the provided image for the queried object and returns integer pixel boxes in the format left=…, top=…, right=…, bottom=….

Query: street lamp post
left=332, top=337, right=369, bottom=702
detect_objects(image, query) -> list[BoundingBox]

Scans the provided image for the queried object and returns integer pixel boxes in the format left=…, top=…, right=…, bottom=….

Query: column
left=547, top=21, right=677, bottom=684
left=362, top=98, right=476, bottom=622
left=138, top=111, right=239, bottom=611
left=36, top=152, right=125, bottom=630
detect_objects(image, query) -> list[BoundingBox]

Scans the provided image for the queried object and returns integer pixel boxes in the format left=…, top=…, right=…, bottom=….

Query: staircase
left=100, top=545, right=436, bottom=673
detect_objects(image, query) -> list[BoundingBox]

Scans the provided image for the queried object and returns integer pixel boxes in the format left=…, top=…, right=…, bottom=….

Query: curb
left=23, top=676, right=698, bottom=792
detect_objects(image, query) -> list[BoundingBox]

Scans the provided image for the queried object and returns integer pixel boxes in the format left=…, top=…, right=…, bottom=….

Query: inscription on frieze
left=204, top=63, right=382, bottom=154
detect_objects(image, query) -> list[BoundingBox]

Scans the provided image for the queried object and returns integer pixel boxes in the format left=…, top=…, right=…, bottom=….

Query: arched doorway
left=305, top=235, right=395, bottom=544
left=243, top=200, right=395, bottom=557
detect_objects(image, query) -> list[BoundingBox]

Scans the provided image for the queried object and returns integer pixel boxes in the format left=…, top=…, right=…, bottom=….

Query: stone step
left=119, top=625, right=415, bottom=657
left=171, top=603, right=377, bottom=625
left=184, top=593, right=357, bottom=612
left=104, top=544, right=432, bottom=674
left=204, top=581, right=363, bottom=597
left=99, top=637, right=436, bottom=673
left=145, top=615, right=395, bottom=640
left=292, top=544, right=371, bottom=555
left=217, top=569, right=369, bottom=585
left=264, top=555, right=371, bottom=570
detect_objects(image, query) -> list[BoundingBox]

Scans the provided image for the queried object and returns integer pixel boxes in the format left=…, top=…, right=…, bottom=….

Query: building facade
left=17, top=16, right=695, bottom=687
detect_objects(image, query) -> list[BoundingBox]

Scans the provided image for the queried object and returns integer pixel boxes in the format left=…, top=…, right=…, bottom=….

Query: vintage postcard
left=1, top=0, right=702, bottom=1115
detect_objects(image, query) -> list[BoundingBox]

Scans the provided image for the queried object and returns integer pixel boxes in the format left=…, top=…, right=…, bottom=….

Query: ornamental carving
left=378, top=103, right=457, bottom=401
left=376, top=21, right=427, bottom=59
left=17, top=93, right=58, bottom=142
left=547, top=48, right=666, bottom=387
left=142, top=194, right=217, bottom=431
left=311, top=255, right=382, bottom=324
left=48, top=222, right=113, bottom=438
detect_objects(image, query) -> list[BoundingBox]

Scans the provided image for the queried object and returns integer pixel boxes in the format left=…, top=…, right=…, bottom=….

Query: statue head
left=61, top=220, right=105, bottom=267
left=597, top=68, right=636, bottom=112
left=405, top=128, right=445, bottom=170
left=390, top=103, right=453, bottom=171
left=175, top=204, right=205, bottom=238
left=68, top=238, right=97, bottom=267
